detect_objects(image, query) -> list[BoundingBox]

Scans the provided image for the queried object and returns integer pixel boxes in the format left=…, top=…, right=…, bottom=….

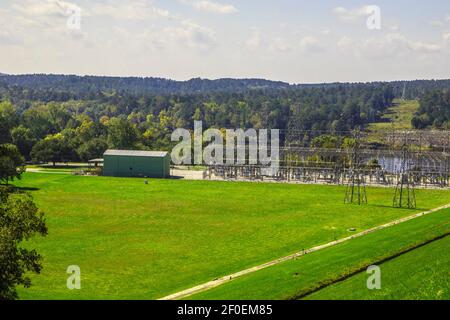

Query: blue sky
left=1, top=0, right=449, bottom=83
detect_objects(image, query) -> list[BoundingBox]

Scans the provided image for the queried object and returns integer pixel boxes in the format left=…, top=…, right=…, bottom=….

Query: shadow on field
left=370, top=203, right=426, bottom=211
left=169, top=176, right=184, bottom=180
left=13, top=186, right=40, bottom=192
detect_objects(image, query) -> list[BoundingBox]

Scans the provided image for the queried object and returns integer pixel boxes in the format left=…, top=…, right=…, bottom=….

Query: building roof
left=104, top=149, right=169, bottom=158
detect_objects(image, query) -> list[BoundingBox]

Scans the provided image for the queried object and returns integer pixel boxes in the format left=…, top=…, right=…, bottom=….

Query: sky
left=1, top=0, right=450, bottom=83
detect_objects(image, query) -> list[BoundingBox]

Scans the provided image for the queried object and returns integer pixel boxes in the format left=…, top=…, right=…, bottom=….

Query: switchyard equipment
left=207, top=130, right=449, bottom=187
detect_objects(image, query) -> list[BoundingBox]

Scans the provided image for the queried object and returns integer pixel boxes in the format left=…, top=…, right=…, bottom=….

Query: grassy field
left=12, top=173, right=450, bottom=300
left=190, top=207, right=450, bottom=300
left=368, top=99, right=419, bottom=131
left=307, top=234, right=450, bottom=300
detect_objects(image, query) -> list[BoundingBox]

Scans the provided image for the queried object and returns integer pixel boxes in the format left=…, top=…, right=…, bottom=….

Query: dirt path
left=159, top=203, right=450, bottom=300
left=26, top=169, right=71, bottom=174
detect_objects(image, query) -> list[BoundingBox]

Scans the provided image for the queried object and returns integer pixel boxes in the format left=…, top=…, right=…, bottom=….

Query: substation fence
left=200, top=130, right=450, bottom=209
left=204, top=165, right=450, bottom=188
left=204, top=129, right=450, bottom=188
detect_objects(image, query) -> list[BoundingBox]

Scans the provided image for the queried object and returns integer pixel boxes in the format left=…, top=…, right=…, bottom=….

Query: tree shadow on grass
left=12, top=186, right=40, bottom=192
left=369, top=203, right=427, bottom=211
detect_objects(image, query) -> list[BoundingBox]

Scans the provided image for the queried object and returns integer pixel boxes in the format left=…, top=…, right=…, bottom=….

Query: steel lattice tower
left=344, top=130, right=367, bottom=205
left=393, top=144, right=416, bottom=209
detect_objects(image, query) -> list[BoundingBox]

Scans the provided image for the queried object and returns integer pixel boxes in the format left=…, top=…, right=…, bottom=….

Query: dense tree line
left=1, top=74, right=448, bottom=164
left=1, top=74, right=449, bottom=97
left=389, top=80, right=450, bottom=100
left=412, top=90, right=450, bottom=129
left=0, top=74, right=291, bottom=96
left=0, top=79, right=397, bottom=163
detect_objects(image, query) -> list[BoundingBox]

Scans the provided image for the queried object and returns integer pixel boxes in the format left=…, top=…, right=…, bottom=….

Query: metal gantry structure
left=393, top=144, right=416, bottom=209
left=204, top=129, right=450, bottom=208
left=344, top=130, right=367, bottom=205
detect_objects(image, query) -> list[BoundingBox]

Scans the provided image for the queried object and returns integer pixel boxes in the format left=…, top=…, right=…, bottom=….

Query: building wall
left=103, top=154, right=170, bottom=178
left=163, top=153, right=170, bottom=177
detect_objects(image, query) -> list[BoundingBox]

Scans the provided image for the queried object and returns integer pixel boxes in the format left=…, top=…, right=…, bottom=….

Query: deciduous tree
left=0, top=188, right=47, bottom=300
left=0, top=144, right=24, bottom=185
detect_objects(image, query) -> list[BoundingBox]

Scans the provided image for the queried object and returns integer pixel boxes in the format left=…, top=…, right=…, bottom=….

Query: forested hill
left=1, top=73, right=450, bottom=97
left=0, top=74, right=291, bottom=95
left=0, top=73, right=448, bottom=164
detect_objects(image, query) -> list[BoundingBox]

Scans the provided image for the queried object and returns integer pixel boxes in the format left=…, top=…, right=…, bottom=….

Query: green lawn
left=12, top=173, right=450, bottom=300
left=307, top=233, right=450, bottom=300
left=190, top=207, right=450, bottom=300
left=368, top=99, right=419, bottom=132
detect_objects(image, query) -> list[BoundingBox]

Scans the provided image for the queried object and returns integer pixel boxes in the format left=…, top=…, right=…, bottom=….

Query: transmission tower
left=393, top=143, right=416, bottom=209
left=345, top=130, right=367, bottom=205
left=401, top=82, right=407, bottom=100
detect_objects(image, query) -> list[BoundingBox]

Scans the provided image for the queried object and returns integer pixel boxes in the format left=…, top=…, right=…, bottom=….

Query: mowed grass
left=12, top=173, right=450, bottom=299
left=368, top=99, right=419, bottom=131
left=191, top=208, right=450, bottom=300
left=307, top=233, right=450, bottom=300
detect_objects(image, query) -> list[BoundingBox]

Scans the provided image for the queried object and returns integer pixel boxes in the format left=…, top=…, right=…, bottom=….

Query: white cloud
left=164, top=20, right=217, bottom=49
left=299, top=36, right=324, bottom=52
left=180, top=0, right=237, bottom=14
left=13, top=0, right=78, bottom=18
left=409, top=41, right=441, bottom=53
left=333, top=5, right=374, bottom=22
left=245, top=29, right=325, bottom=53
left=0, top=0, right=179, bottom=51
left=270, top=37, right=291, bottom=52
left=89, top=0, right=172, bottom=20
left=338, top=33, right=441, bottom=60
left=111, top=26, right=166, bottom=51
left=0, top=29, right=21, bottom=46
left=245, top=29, right=263, bottom=48
left=0, top=5, right=41, bottom=44
left=244, top=28, right=290, bottom=52
left=12, top=0, right=173, bottom=21
left=443, top=32, right=450, bottom=42
left=1, top=1, right=448, bottom=82
left=389, top=24, right=399, bottom=31
left=429, top=14, right=450, bottom=27
left=5, top=0, right=88, bottom=43
left=337, top=36, right=353, bottom=49
left=429, top=20, right=444, bottom=27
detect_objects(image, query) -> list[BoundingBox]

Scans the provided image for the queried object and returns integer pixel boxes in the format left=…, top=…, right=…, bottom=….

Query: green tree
left=0, top=101, right=18, bottom=144
left=47, top=102, right=72, bottom=132
left=30, top=133, right=72, bottom=166
left=77, top=138, right=108, bottom=162
left=342, top=102, right=362, bottom=128
left=0, top=144, right=25, bottom=185
left=22, top=106, right=53, bottom=139
left=11, top=126, right=37, bottom=160
left=342, top=137, right=357, bottom=149
left=0, top=188, right=47, bottom=300
left=107, top=118, right=139, bottom=149
left=312, top=135, right=339, bottom=149
left=75, top=119, right=106, bottom=142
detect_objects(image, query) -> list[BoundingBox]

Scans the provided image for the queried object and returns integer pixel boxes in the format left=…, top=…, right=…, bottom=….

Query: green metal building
left=103, top=150, right=171, bottom=178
